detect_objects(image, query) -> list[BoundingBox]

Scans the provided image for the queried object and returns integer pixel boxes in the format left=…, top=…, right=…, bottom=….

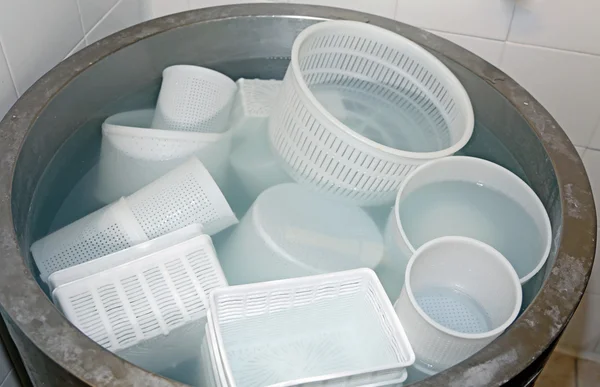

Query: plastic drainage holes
left=206, top=269, right=415, bottom=387
left=47, top=224, right=204, bottom=292
left=96, top=109, right=231, bottom=204
left=152, top=65, right=237, bottom=133
left=52, top=235, right=227, bottom=355
left=32, top=158, right=236, bottom=283
left=125, top=157, right=237, bottom=239
left=218, top=183, right=384, bottom=285
left=31, top=198, right=149, bottom=283
left=268, top=20, right=474, bottom=206
left=394, top=237, right=522, bottom=372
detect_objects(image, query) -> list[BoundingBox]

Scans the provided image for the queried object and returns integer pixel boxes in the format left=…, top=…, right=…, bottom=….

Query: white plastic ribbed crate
left=47, top=224, right=204, bottom=292
left=209, top=269, right=414, bottom=387
left=53, top=235, right=227, bottom=354
left=31, top=198, right=149, bottom=283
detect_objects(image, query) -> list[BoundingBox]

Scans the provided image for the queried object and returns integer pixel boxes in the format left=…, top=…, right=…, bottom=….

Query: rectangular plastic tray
left=209, top=268, right=414, bottom=387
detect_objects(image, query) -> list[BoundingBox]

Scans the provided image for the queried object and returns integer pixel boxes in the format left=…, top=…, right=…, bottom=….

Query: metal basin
left=0, top=4, right=595, bottom=386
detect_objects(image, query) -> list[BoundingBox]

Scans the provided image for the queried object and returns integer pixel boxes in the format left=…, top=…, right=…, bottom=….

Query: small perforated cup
left=96, top=109, right=231, bottom=204
left=393, top=237, right=522, bottom=372
left=124, top=157, right=238, bottom=238
left=152, top=65, right=237, bottom=133
left=31, top=198, right=148, bottom=283
left=269, top=20, right=474, bottom=205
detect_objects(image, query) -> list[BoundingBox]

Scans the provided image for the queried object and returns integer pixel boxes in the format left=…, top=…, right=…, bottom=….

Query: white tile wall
left=509, top=0, right=600, bottom=56
left=429, top=30, right=505, bottom=67
left=395, top=0, right=515, bottom=40
left=289, top=0, right=395, bottom=17
left=78, top=0, right=120, bottom=32
left=500, top=43, right=600, bottom=147
left=86, top=0, right=146, bottom=44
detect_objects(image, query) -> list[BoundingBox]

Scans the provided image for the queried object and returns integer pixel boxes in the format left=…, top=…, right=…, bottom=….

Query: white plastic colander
left=209, top=269, right=414, bottom=387
left=96, top=109, right=231, bottom=204
left=52, top=235, right=227, bottom=355
left=268, top=20, right=474, bottom=205
left=152, top=65, right=237, bottom=133
left=125, top=157, right=238, bottom=239
left=31, top=198, right=148, bottom=283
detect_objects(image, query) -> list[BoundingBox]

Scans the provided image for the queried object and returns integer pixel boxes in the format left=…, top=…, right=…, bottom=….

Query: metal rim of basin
left=0, top=4, right=595, bottom=386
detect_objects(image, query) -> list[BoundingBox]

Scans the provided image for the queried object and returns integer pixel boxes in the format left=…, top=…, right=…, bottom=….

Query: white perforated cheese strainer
left=125, top=157, right=238, bottom=239
left=96, top=109, right=230, bottom=204
left=152, top=65, right=237, bottom=133
left=269, top=20, right=474, bottom=205
left=31, top=198, right=148, bottom=283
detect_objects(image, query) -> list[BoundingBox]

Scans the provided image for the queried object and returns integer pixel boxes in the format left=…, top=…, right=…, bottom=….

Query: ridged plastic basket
left=125, top=157, right=238, bottom=238
left=31, top=198, right=148, bottom=283
left=53, top=234, right=227, bottom=353
left=47, top=224, right=204, bottom=292
left=268, top=20, right=474, bottom=205
left=96, top=109, right=231, bottom=204
left=152, top=65, right=237, bottom=133
left=209, top=269, right=414, bottom=387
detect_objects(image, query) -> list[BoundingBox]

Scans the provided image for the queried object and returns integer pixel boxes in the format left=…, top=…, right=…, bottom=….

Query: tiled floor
left=536, top=351, right=600, bottom=387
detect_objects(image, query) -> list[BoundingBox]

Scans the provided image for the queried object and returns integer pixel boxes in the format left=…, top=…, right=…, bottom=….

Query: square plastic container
left=47, top=224, right=204, bottom=292
left=209, top=269, right=414, bottom=387
left=31, top=197, right=148, bottom=283
left=52, top=234, right=227, bottom=353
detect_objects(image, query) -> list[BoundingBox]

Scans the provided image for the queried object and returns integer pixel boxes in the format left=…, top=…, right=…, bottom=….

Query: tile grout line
left=86, top=0, right=124, bottom=41
left=74, top=0, right=88, bottom=46
left=0, top=38, right=20, bottom=97
left=0, top=369, right=12, bottom=386
left=504, top=1, right=517, bottom=41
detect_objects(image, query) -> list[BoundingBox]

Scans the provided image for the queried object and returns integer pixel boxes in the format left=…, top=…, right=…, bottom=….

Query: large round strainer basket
left=269, top=20, right=474, bottom=205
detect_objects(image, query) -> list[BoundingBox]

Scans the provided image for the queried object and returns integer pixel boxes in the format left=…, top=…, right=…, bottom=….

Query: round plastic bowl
left=377, top=156, right=552, bottom=299
left=394, top=236, right=522, bottom=372
left=218, top=183, right=384, bottom=285
left=269, top=20, right=474, bottom=206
